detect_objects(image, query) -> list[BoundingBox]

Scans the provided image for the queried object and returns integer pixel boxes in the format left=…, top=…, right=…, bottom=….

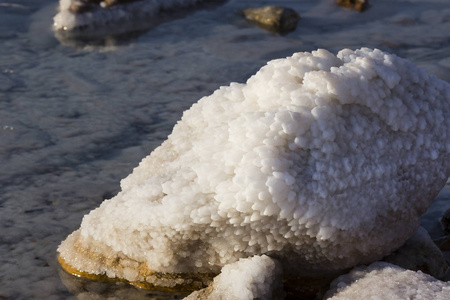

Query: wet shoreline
left=0, top=0, right=449, bottom=299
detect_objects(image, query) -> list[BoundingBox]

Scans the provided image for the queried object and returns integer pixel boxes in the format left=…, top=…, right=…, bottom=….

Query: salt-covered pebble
left=184, top=255, right=283, bottom=300
left=324, top=262, right=450, bottom=299
left=58, top=48, right=450, bottom=289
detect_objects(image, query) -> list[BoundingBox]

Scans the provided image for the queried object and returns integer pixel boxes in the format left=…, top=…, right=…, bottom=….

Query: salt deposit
left=185, top=255, right=282, bottom=300
left=324, top=262, right=450, bottom=299
left=58, top=48, right=450, bottom=288
left=53, top=0, right=203, bottom=32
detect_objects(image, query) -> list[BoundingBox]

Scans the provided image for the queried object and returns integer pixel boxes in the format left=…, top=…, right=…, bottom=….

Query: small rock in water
left=441, top=208, right=450, bottom=233
left=336, top=0, right=369, bottom=12
left=383, top=227, right=448, bottom=280
left=241, top=6, right=300, bottom=33
left=70, top=0, right=96, bottom=13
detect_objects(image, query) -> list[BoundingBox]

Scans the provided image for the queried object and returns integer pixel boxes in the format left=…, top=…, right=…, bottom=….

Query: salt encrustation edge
left=58, top=48, right=450, bottom=289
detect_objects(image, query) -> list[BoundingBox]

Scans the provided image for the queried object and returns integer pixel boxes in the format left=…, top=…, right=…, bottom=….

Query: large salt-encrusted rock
left=324, top=262, right=450, bottom=299
left=58, top=48, right=450, bottom=289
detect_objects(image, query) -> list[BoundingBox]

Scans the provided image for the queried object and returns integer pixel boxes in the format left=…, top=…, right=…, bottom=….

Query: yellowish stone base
left=57, top=255, right=216, bottom=292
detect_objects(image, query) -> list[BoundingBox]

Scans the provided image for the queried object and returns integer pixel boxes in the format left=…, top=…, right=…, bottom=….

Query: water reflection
left=53, top=0, right=228, bottom=48
left=57, top=260, right=189, bottom=299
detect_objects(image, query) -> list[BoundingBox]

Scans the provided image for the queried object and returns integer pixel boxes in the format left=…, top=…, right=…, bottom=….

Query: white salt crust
left=325, top=262, right=450, bottom=299
left=54, top=0, right=202, bottom=31
left=185, top=255, right=282, bottom=300
left=58, top=48, right=450, bottom=284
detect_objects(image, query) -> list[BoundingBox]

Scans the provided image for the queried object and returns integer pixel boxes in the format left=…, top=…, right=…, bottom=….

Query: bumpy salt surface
left=53, top=0, right=202, bottom=31
left=325, top=262, right=450, bottom=299
left=58, top=48, right=450, bottom=286
left=185, top=255, right=282, bottom=300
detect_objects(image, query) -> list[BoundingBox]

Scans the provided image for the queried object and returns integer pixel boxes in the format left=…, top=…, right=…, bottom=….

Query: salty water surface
left=0, top=0, right=449, bottom=299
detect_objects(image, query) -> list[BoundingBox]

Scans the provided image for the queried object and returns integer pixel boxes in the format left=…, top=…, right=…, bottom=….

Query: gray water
left=0, top=0, right=449, bottom=299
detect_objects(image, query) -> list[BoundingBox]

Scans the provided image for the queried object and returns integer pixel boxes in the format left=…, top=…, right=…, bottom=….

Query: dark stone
left=434, top=235, right=450, bottom=251
left=336, top=0, right=370, bottom=12
left=241, top=6, right=300, bottom=33
left=441, top=208, right=450, bottom=233
left=102, top=0, right=140, bottom=8
left=69, top=0, right=97, bottom=13
left=80, top=0, right=102, bottom=4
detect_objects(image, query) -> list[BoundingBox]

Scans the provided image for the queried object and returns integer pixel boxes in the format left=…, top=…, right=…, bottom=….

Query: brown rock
left=242, top=6, right=300, bottom=33
left=336, top=0, right=370, bottom=12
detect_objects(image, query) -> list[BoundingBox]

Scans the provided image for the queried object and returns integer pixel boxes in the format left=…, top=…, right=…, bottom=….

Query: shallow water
left=0, top=0, right=449, bottom=299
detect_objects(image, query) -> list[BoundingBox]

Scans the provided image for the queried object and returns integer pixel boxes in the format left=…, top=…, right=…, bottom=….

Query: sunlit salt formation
left=58, top=48, right=450, bottom=289
left=324, top=262, right=450, bottom=299
left=185, top=255, right=282, bottom=300
left=53, top=0, right=203, bottom=32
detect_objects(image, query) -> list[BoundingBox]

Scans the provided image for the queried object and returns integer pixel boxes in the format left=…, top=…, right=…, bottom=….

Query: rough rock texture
left=383, top=226, right=448, bottom=279
left=58, top=48, right=450, bottom=289
left=184, top=255, right=283, bottom=300
left=324, top=262, right=450, bottom=299
left=241, top=6, right=300, bottom=33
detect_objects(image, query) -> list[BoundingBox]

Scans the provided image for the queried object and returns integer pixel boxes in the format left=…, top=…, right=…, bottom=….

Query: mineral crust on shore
left=58, top=47, right=450, bottom=294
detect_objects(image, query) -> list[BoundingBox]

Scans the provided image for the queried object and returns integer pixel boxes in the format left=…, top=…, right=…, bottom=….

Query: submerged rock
left=441, top=208, right=450, bottom=233
left=324, top=262, right=450, bottom=299
left=58, top=48, right=450, bottom=293
left=336, top=0, right=369, bottom=12
left=241, top=6, right=300, bottom=33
